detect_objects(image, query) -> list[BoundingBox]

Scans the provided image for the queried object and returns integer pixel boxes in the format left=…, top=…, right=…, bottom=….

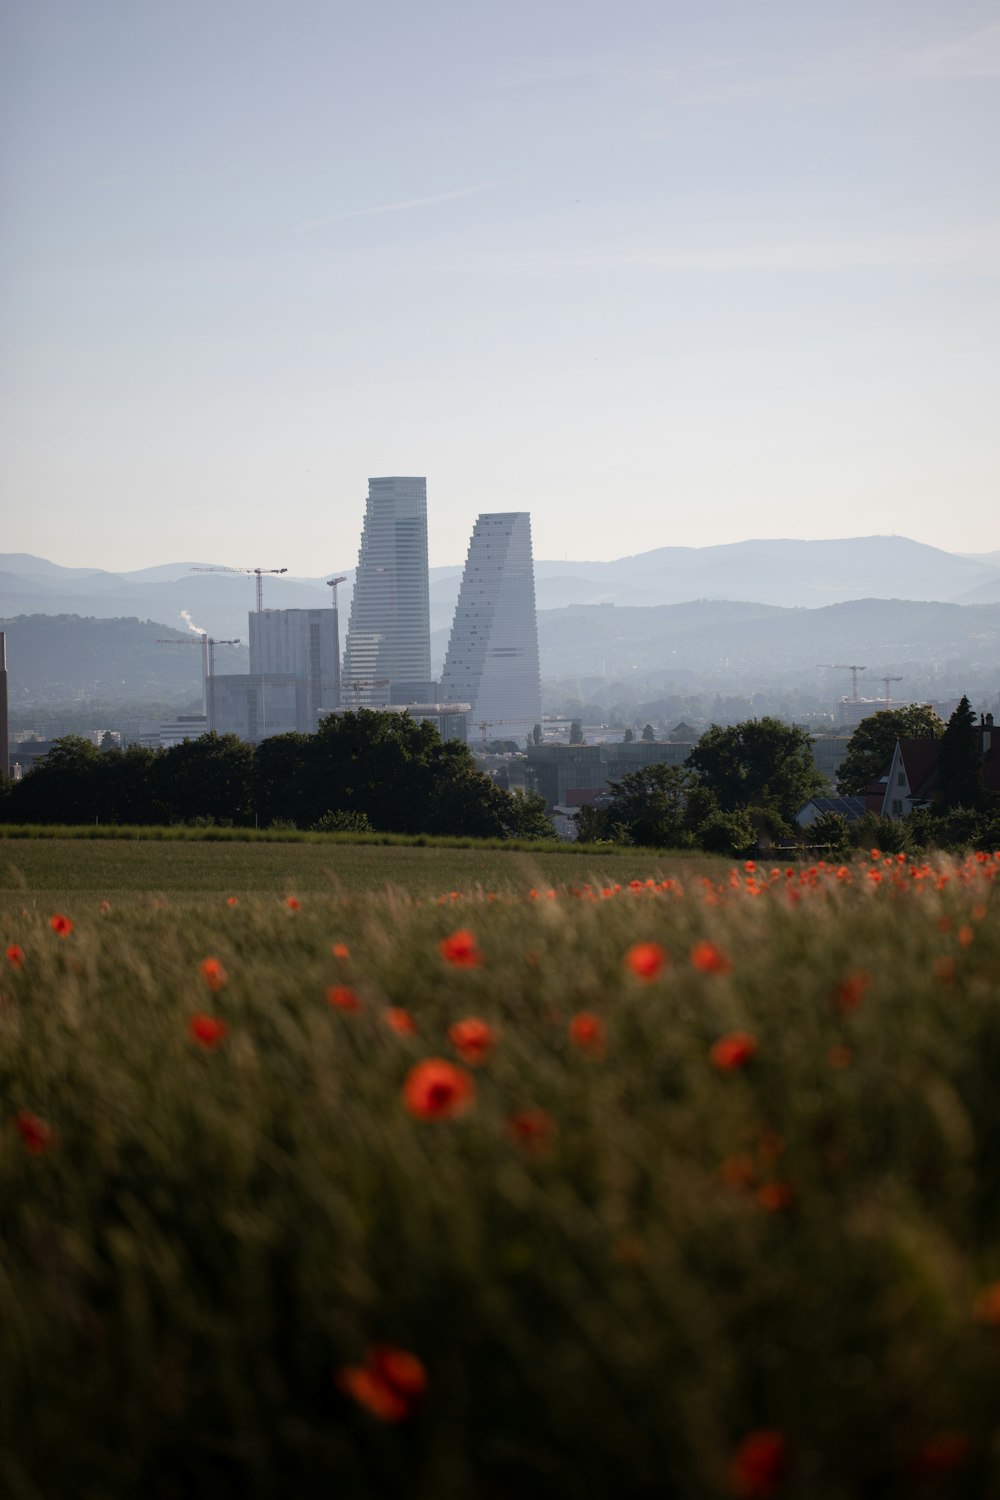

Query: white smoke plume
left=180, top=610, right=207, bottom=636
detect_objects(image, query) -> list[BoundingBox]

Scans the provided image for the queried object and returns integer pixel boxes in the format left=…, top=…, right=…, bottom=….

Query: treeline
left=576, top=718, right=827, bottom=854
left=581, top=704, right=1000, bottom=855
left=0, top=711, right=554, bottom=840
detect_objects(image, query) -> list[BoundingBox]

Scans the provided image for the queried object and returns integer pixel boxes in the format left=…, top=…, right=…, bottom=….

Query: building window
left=897, top=771, right=906, bottom=785
left=891, top=799, right=903, bottom=815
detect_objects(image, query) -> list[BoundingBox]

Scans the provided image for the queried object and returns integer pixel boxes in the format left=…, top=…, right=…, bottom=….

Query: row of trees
left=0, top=712, right=554, bottom=839
left=579, top=701, right=999, bottom=854
left=577, top=718, right=826, bottom=853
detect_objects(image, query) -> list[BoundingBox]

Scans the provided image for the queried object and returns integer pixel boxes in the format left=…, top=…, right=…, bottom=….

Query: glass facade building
left=342, top=477, right=431, bottom=706
left=440, top=512, right=542, bottom=746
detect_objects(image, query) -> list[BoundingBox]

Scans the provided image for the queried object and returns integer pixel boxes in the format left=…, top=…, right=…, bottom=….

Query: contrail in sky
left=294, top=182, right=502, bottom=236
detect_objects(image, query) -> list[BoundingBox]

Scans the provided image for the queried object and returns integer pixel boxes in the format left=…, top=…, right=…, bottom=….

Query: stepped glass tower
left=440, top=512, right=542, bottom=746
left=342, top=477, right=432, bottom=706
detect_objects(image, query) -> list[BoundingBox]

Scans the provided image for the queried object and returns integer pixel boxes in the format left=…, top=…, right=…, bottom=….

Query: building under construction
left=209, top=606, right=341, bottom=742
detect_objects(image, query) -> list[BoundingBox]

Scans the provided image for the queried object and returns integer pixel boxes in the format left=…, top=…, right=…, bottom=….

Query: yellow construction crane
left=190, top=564, right=288, bottom=612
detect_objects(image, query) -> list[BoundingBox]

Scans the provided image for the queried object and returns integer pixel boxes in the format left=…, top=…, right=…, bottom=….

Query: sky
left=1, top=0, right=998, bottom=574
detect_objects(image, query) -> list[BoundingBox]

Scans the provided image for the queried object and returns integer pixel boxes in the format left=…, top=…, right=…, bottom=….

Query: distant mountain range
left=3, top=534, right=1000, bottom=650
left=2, top=537, right=999, bottom=707
left=4, top=596, right=998, bottom=711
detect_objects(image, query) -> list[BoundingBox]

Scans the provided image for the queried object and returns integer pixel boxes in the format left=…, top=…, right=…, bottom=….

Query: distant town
left=2, top=490, right=999, bottom=843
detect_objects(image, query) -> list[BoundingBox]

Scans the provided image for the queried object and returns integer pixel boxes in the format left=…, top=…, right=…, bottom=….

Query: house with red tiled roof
left=878, top=715, right=999, bottom=819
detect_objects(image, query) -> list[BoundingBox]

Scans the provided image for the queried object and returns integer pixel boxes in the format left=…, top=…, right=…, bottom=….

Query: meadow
left=0, top=831, right=724, bottom=909
left=2, top=838, right=999, bottom=1498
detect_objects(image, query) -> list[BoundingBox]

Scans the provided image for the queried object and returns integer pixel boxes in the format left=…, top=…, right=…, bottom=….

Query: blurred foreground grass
left=2, top=850, right=1000, bottom=1498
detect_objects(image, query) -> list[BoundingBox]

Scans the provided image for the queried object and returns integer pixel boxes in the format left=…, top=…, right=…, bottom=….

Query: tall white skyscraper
left=440, top=512, right=542, bottom=746
left=342, top=477, right=432, bottom=705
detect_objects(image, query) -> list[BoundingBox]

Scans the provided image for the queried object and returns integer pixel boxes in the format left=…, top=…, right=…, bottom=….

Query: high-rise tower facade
left=342, top=477, right=432, bottom=705
left=248, top=607, right=341, bottom=728
left=440, top=512, right=542, bottom=746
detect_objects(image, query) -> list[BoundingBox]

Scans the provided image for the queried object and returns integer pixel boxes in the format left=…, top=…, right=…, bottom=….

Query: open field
left=2, top=850, right=1000, bottom=1497
left=0, top=832, right=728, bottom=909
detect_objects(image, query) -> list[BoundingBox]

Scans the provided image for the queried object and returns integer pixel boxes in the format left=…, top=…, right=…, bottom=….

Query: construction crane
left=477, top=719, right=519, bottom=749
left=881, top=675, right=903, bottom=708
left=325, top=575, right=347, bottom=608
left=157, top=637, right=241, bottom=731
left=346, top=677, right=391, bottom=708
left=190, top=565, right=288, bottom=613
left=819, top=664, right=866, bottom=701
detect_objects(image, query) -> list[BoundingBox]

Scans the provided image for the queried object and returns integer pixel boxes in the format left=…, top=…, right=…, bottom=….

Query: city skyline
left=1, top=1, right=997, bottom=573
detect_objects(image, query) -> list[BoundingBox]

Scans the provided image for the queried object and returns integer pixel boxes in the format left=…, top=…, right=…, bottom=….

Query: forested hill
left=1, top=615, right=250, bottom=704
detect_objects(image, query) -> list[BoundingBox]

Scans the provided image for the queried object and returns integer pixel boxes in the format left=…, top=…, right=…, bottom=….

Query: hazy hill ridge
left=3, top=535, right=1000, bottom=647
left=4, top=597, right=999, bottom=706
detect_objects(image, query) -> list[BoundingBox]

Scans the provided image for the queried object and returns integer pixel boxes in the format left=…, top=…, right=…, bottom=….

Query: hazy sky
left=2, top=0, right=998, bottom=573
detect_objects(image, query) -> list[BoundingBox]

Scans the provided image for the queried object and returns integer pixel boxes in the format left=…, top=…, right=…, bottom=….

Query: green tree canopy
left=686, top=717, right=824, bottom=823
left=4, top=736, right=102, bottom=824
left=836, top=705, right=944, bottom=795
left=151, top=733, right=256, bottom=826
left=601, top=763, right=716, bottom=847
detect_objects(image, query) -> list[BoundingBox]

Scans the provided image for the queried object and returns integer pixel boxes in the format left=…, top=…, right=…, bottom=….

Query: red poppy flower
left=384, top=1007, right=418, bottom=1036
left=624, top=941, right=668, bottom=980
left=973, top=1281, right=1000, bottom=1328
left=730, top=1429, right=788, bottom=1497
left=828, top=1044, right=853, bottom=1070
left=284, top=896, right=300, bottom=911
left=15, top=1110, right=53, bottom=1155
left=189, top=1013, right=229, bottom=1049
left=448, top=1017, right=496, bottom=1065
left=100, top=899, right=112, bottom=912
left=336, top=1365, right=409, bottom=1423
left=568, top=1012, right=606, bottom=1057
left=710, top=1032, right=758, bottom=1071
left=199, top=957, right=228, bottom=992
left=907, top=1433, right=968, bottom=1478
left=506, top=1108, right=555, bottom=1150
left=331, top=942, right=350, bottom=960
left=5, top=944, right=24, bottom=969
left=326, top=985, right=361, bottom=1012
left=691, top=940, right=732, bottom=975
left=335, top=1344, right=427, bottom=1423
left=835, top=970, right=871, bottom=1011
left=438, top=928, right=484, bottom=968
left=720, top=1154, right=756, bottom=1190
left=402, top=1058, right=474, bottom=1120
left=49, top=913, right=73, bottom=937
left=226, top=896, right=239, bottom=907
left=756, top=1180, right=795, bottom=1213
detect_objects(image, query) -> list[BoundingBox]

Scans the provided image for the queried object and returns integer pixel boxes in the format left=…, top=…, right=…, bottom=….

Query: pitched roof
left=898, top=739, right=941, bottom=799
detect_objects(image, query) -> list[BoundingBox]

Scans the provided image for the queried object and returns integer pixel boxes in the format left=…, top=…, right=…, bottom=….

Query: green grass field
left=2, top=842, right=999, bottom=1498
left=0, top=833, right=726, bottom=908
